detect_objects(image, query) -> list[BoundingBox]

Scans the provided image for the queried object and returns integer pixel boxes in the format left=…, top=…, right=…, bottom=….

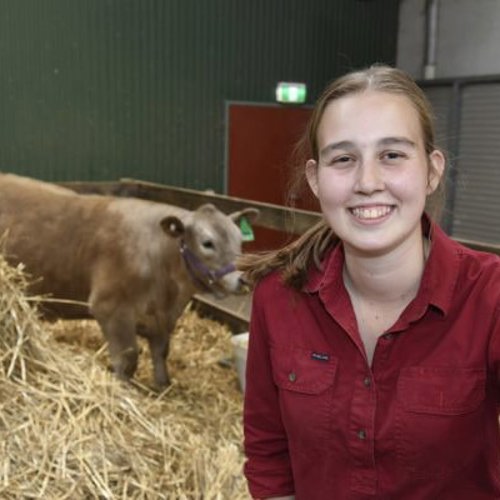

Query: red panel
left=227, top=103, right=319, bottom=251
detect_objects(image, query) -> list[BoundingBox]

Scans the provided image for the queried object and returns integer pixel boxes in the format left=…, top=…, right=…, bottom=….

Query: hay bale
left=0, top=253, right=43, bottom=382
left=0, top=252, right=250, bottom=499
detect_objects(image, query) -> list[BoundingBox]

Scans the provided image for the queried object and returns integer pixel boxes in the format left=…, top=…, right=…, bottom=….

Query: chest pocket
left=271, top=345, right=338, bottom=393
left=398, top=366, right=485, bottom=415
left=396, top=366, right=486, bottom=477
left=270, top=345, right=338, bottom=445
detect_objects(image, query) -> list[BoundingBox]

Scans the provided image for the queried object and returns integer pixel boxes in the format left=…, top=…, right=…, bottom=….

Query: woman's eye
left=382, top=151, right=405, bottom=161
left=332, top=155, right=353, bottom=166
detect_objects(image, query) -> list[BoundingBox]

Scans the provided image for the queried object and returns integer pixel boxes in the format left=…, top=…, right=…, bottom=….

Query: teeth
left=351, top=206, right=392, bottom=219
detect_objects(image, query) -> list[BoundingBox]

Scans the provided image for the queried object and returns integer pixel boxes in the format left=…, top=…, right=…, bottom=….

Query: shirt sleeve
left=243, top=281, right=295, bottom=499
left=488, top=303, right=500, bottom=393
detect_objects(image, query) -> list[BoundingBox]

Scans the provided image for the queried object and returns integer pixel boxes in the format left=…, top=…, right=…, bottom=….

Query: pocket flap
left=271, top=345, right=338, bottom=395
left=398, top=366, right=486, bottom=415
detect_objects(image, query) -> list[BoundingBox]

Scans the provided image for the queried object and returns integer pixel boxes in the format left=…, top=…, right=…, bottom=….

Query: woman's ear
left=305, top=159, right=319, bottom=198
left=427, top=149, right=445, bottom=194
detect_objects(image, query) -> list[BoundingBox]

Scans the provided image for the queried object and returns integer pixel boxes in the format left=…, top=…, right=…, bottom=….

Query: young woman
left=239, top=65, right=500, bottom=499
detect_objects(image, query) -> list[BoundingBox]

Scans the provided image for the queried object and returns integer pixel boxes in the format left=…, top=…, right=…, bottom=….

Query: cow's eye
left=202, top=240, right=215, bottom=250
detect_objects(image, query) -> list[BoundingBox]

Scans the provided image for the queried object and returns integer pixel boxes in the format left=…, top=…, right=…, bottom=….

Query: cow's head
left=161, top=203, right=259, bottom=296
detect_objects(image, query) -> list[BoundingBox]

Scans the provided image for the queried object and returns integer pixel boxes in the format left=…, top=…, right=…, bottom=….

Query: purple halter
left=179, top=240, right=237, bottom=293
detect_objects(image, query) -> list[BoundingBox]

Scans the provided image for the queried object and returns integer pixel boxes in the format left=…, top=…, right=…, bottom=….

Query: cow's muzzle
left=179, top=241, right=239, bottom=295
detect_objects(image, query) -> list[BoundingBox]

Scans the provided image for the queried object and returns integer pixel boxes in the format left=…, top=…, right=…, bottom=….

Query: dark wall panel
left=0, top=0, right=399, bottom=191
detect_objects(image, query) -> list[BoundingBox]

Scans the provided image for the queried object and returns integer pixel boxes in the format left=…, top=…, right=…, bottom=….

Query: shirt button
left=288, top=372, right=296, bottom=382
left=383, top=333, right=394, bottom=340
left=363, top=377, right=371, bottom=387
left=357, top=429, right=367, bottom=440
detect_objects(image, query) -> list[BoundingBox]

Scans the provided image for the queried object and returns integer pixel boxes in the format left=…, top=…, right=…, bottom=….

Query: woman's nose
left=354, top=161, right=385, bottom=194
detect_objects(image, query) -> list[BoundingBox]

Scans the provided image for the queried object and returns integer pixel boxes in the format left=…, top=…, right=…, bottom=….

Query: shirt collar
left=418, top=216, right=459, bottom=316
left=304, top=214, right=460, bottom=317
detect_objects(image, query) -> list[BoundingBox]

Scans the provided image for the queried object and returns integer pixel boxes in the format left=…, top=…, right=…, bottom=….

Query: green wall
left=0, top=0, right=399, bottom=191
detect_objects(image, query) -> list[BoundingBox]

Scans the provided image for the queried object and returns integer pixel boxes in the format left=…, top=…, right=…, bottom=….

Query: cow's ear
left=229, top=207, right=260, bottom=225
left=198, top=203, right=217, bottom=213
left=160, top=216, right=185, bottom=238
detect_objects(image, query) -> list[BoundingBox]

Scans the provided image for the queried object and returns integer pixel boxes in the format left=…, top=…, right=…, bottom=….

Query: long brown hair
left=238, top=64, right=446, bottom=289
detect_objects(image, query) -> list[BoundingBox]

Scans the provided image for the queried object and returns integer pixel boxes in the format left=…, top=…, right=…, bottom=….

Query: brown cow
left=0, top=173, right=258, bottom=387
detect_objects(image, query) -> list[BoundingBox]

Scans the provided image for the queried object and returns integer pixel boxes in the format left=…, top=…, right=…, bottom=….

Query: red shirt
left=243, top=220, right=500, bottom=500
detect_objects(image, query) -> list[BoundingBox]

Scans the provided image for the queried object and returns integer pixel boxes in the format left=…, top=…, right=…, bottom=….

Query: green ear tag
left=240, top=216, right=255, bottom=242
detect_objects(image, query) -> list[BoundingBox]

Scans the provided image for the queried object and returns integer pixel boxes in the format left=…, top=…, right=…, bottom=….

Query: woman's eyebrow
left=319, top=137, right=417, bottom=158
left=319, top=140, right=356, bottom=157
left=377, top=136, right=416, bottom=148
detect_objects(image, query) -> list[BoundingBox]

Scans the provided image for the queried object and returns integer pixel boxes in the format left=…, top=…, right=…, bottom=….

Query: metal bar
left=454, top=238, right=500, bottom=256
left=419, top=74, right=500, bottom=88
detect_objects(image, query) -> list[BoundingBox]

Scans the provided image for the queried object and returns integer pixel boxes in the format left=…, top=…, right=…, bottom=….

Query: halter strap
left=179, top=240, right=236, bottom=292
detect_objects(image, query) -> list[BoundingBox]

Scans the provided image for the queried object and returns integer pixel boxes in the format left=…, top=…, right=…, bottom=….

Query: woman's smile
left=349, top=204, right=395, bottom=222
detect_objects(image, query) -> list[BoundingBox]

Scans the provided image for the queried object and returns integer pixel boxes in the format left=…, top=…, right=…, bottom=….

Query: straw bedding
left=0, top=252, right=250, bottom=499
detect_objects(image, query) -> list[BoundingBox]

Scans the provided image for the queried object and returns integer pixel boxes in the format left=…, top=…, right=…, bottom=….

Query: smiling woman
left=305, top=90, right=444, bottom=260
left=238, top=65, right=500, bottom=500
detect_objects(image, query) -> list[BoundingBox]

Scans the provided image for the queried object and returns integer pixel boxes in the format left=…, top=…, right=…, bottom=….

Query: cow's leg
left=146, top=333, right=172, bottom=388
left=92, top=304, right=139, bottom=381
left=106, top=323, right=139, bottom=380
left=136, top=312, right=175, bottom=388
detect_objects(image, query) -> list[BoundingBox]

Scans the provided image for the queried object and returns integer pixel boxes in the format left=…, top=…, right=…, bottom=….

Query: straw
left=0, top=251, right=250, bottom=499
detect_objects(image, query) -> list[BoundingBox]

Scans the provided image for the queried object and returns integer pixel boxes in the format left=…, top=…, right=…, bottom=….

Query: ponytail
left=237, top=220, right=338, bottom=290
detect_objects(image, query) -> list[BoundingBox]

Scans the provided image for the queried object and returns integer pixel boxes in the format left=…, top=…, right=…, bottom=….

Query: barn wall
left=0, top=0, right=399, bottom=191
left=396, top=1, right=500, bottom=244
left=397, top=0, right=500, bottom=79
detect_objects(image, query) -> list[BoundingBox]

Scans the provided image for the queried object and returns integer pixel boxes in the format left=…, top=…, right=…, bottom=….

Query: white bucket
left=231, top=332, right=249, bottom=392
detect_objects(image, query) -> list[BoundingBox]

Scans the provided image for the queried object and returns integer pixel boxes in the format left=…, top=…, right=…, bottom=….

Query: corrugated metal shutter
left=451, top=83, right=500, bottom=244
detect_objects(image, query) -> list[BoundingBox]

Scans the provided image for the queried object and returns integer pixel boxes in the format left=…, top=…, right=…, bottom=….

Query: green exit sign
left=275, top=82, right=307, bottom=104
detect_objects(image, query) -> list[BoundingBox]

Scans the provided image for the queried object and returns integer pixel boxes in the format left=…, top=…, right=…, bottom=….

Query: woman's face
left=305, top=90, right=444, bottom=257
